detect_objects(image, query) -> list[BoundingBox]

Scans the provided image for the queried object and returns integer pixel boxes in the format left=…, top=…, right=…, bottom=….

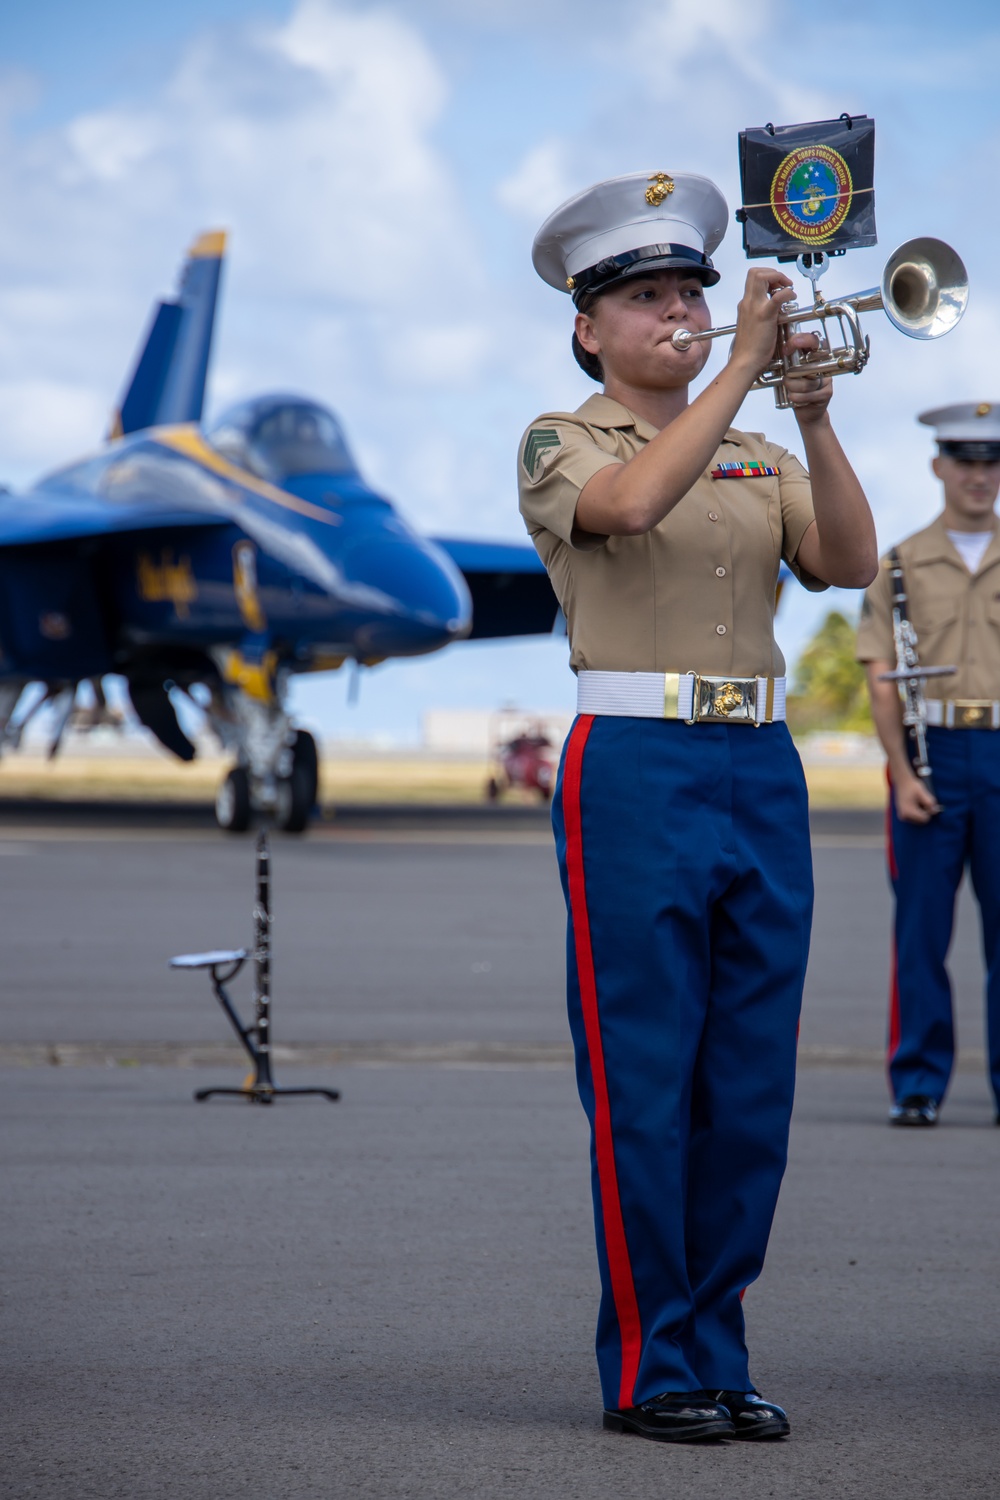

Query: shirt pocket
left=915, top=597, right=960, bottom=662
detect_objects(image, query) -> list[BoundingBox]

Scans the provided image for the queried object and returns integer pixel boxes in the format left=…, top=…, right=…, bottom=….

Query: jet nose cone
left=343, top=534, right=471, bottom=654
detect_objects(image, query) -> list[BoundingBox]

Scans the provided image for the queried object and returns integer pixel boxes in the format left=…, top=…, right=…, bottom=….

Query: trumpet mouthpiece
left=671, top=329, right=695, bottom=350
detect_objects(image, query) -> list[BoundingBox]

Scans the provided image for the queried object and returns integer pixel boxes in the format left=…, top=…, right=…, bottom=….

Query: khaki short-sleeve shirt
left=517, top=393, right=825, bottom=677
left=856, top=515, right=1000, bottom=699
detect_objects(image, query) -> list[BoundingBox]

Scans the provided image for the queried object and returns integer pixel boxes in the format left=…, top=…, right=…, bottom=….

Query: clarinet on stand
left=250, top=826, right=275, bottom=1096
left=172, top=819, right=340, bottom=1105
left=876, top=548, right=955, bottom=806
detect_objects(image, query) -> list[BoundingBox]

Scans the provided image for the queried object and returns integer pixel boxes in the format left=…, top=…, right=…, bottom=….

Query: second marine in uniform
left=858, top=401, right=1000, bottom=1127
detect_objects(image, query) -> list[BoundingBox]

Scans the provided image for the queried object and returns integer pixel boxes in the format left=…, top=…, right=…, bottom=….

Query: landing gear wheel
left=274, top=764, right=313, bottom=833
left=274, top=732, right=319, bottom=834
left=291, top=730, right=319, bottom=805
left=216, top=766, right=251, bottom=833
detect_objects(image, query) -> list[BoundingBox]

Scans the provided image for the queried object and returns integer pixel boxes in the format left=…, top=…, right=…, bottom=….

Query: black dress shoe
left=889, top=1094, right=938, bottom=1126
left=603, top=1392, right=734, bottom=1443
left=708, top=1389, right=790, bottom=1440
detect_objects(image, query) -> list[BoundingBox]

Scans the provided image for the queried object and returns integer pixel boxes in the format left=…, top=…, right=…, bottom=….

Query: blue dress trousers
left=552, top=713, right=814, bottom=1411
left=888, top=725, right=1000, bottom=1109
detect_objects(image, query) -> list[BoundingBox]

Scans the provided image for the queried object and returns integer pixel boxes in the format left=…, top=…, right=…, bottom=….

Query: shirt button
left=715, top=566, right=727, bottom=577
left=708, top=512, right=719, bottom=522
left=716, top=624, right=727, bottom=635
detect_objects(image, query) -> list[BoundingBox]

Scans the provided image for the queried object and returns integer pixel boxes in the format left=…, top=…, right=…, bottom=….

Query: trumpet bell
left=880, top=236, right=969, bottom=341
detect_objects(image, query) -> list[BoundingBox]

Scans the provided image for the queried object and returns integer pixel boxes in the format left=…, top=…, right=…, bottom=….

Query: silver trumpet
left=671, top=237, right=969, bottom=408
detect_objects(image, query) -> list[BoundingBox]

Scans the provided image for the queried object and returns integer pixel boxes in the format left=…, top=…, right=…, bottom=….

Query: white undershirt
left=947, top=529, right=993, bottom=574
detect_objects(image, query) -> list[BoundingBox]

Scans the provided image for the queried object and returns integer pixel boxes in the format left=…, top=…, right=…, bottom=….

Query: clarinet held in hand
left=876, top=547, right=955, bottom=802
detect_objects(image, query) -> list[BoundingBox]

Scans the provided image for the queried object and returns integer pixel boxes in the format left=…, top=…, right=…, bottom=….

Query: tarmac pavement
left=2, top=814, right=999, bottom=1498
left=0, top=812, right=990, bottom=1060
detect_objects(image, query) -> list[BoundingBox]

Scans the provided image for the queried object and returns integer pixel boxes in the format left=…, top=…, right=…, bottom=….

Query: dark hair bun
left=572, top=331, right=603, bottom=383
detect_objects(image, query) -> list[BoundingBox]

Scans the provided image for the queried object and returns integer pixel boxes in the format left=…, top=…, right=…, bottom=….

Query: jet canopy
left=206, top=396, right=356, bottom=482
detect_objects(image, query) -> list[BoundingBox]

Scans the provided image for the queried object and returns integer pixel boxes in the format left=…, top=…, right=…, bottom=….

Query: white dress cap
left=532, top=170, right=729, bottom=301
left=918, top=402, right=1000, bottom=445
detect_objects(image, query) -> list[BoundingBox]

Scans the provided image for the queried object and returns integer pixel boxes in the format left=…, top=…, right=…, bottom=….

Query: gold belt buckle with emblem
left=690, top=674, right=756, bottom=723
left=952, top=699, right=994, bottom=728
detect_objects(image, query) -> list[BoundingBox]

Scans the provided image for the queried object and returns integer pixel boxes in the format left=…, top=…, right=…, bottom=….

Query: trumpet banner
left=738, top=115, right=877, bottom=261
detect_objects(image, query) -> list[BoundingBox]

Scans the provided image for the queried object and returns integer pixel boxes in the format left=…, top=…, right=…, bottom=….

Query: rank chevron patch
left=523, top=427, right=561, bottom=479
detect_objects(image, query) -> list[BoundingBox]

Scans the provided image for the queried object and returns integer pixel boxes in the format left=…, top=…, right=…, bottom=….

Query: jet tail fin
left=110, top=230, right=227, bottom=438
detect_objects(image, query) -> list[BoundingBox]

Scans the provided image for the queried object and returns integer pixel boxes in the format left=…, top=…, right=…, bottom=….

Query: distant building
left=422, top=708, right=574, bottom=756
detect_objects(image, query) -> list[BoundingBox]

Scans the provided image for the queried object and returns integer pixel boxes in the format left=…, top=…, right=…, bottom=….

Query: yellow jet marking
left=151, top=425, right=342, bottom=527
left=136, top=549, right=198, bottom=619
left=232, top=540, right=267, bottom=633
left=189, top=229, right=227, bottom=259
left=218, top=649, right=280, bottom=703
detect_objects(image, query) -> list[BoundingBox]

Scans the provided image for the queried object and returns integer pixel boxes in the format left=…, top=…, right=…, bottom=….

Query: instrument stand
left=171, top=825, right=340, bottom=1105
left=796, top=249, right=834, bottom=296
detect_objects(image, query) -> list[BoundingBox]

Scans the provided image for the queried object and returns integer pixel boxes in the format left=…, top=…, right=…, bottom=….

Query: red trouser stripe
left=562, top=715, right=642, bottom=1410
left=885, top=772, right=901, bottom=1067
left=888, top=943, right=901, bottom=1065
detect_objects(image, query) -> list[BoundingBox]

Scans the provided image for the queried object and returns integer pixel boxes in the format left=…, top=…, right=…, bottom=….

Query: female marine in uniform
left=518, top=171, right=877, bottom=1443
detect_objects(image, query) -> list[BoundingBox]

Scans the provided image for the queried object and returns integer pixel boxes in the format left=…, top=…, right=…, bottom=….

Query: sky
left=2, top=0, right=999, bottom=743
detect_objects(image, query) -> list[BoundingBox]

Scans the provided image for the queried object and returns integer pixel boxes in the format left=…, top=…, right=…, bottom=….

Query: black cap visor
left=570, top=243, right=719, bottom=304
left=939, top=440, right=1000, bottom=463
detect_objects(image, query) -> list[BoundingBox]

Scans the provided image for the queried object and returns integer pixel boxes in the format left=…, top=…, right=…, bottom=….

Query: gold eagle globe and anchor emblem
left=713, top=681, right=745, bottom=716
left=645, top=172, right=675, bottom=207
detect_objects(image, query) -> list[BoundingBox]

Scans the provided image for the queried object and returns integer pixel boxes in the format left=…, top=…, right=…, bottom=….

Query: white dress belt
left=576, top=670, right=786, bottom=724
left=925, top=699, right=1000, bottom=728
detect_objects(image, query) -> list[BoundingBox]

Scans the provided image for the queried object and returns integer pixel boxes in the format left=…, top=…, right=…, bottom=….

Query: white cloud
left=66, top=113, right=164, bottom=183
left=497, top=140, right=577, bottom=223
left=0, top=0, right=495, bottom=503
left=385, top=322, right=492, bottom=385
left=0, top=379, right=108, bottom=474
left=613, top=0, right=834, bottom=130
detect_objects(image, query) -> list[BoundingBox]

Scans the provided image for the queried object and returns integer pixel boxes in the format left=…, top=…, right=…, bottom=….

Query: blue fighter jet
left=0, top=232, right=559, bottom=830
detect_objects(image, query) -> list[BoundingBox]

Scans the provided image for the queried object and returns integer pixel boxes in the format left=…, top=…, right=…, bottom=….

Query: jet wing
left=0, top=486, right=226, bottom=548
left=431, top=537, right=561, bottom=639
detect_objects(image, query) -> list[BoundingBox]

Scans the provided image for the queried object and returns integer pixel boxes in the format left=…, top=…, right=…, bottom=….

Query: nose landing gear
left=273, top=729, right=319, bottom=833
left=202, top=661, right=321, bottom=834
left=215, top=729, right=319, bottom=834
left=215, top=764, right=252, bottom=832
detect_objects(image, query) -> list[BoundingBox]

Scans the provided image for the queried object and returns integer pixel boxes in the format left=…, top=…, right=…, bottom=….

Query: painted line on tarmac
left=0, top=1040, right=575, bottom=1069
left=0, top=826, right=554, bottom=847
left=1, top=1040, right=986, bottom=1071
left=0, top=826, right=880, bottom=850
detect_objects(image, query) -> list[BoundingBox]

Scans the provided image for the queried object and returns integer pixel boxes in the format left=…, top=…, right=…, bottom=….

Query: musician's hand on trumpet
left=729, top=267, right=797, bottom=380
left=729, top=268, right=833, bottom=423
left=781, top=331, right=834, bottom=426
